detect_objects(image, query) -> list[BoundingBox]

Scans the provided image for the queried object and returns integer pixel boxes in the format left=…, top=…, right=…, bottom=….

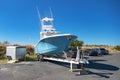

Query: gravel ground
left=0, top=53, right=120, bottom=80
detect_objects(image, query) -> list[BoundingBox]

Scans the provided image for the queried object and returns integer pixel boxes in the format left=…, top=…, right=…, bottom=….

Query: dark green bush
left=70, top=40, right=84, bottom=51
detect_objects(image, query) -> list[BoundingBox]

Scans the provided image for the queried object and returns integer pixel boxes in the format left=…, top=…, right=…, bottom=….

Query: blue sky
left=0, top=0, right=120, bottom=46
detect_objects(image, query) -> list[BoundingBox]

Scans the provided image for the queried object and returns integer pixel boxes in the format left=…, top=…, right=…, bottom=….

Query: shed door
left=16, top=48, right=26, bottom=60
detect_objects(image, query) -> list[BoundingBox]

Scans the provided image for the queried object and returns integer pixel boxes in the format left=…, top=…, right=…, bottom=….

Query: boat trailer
left=37, top=47, right=89, bottom=73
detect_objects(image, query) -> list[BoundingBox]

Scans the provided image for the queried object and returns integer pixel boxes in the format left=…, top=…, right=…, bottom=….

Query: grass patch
left=25, top=54, right=38, bottom=61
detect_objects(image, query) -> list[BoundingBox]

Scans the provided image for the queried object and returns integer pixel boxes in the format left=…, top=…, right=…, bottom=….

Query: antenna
left=49, top=7, right=54, bottom=26
left=49, top=7, right=53, bottom=18
left=36, top=6, right=42, bottom=21
left=36, top=6, right=43, bottom=31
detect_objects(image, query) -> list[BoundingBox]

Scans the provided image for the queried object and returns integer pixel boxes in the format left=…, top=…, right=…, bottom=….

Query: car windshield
left=100, top=48, right=105, bottom=50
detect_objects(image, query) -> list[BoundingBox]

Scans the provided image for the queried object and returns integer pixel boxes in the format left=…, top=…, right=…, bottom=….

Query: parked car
left=84, top=49, right=99, bottom=56
left=94, top=48, right=109, bottom=55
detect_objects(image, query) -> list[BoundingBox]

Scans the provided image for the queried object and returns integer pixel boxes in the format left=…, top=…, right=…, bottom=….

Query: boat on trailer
left=34, top=8, right=89, bottom=72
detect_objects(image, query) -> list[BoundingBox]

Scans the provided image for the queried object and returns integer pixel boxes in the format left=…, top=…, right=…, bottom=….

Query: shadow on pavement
left=83, top=59, right=119, bottom=78
left=87, top=70, right=113, bottom=78
left=86, top=59, right=119, bottom=71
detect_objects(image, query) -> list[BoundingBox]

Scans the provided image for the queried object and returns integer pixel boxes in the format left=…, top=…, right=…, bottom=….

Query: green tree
left=70, top=40, right=84, bottom=51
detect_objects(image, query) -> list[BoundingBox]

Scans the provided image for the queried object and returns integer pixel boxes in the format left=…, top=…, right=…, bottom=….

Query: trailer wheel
left=37, top=54, right=43, bottom=62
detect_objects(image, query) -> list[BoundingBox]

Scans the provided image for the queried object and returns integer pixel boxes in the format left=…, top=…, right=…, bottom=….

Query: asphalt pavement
left=0, top=53, right=120, bottom=80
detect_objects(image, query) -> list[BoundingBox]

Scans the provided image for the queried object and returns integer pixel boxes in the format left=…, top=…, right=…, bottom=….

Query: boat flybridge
left=40, top=17, right=59, bottom=39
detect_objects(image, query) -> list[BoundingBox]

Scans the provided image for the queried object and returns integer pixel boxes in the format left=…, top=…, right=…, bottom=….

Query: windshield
left=100, top=48, right=105, bottom=50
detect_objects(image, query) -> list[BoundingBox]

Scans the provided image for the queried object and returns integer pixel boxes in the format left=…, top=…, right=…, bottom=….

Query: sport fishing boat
left=35, top=10, right=77, bottom=56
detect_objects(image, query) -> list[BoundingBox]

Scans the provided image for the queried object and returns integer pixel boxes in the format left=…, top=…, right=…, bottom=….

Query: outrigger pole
left=36, top=6, right=43, bottom=30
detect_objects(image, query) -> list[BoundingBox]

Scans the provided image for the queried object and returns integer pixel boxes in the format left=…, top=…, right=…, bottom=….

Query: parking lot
left=0, top=53, right=120, bottom=80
